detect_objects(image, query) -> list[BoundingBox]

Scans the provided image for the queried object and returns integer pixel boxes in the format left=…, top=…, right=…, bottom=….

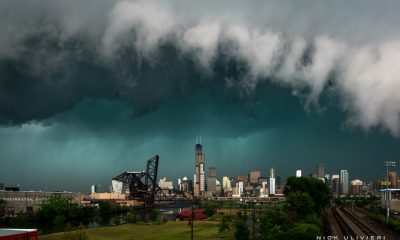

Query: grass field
left=40, top=221, right=234, bottom=240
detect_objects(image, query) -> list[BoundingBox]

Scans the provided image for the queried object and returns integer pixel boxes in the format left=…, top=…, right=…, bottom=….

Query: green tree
left=36, top=193, right=81, bottom=223
left=264, top=225, right=290, bottom=240
left=235, top=212, right=250, bottom=240
left=219, top=216, right=230, bottom=233
left=285, top=192, right=315, bottom=218
left=289, top=223, right=322, bottom=240
left=150, top=209, right=159, bottom=223
left=126, top=212, right=139, bottom=224
left=259, top=208, right=291, bottom=240
left=235, top=220, right=250, bottom=240
left=203, top=205, right=216, bottom=218
left=284, top=176, right=330, bottom=215
left=301, top=213, right=323, bottom=231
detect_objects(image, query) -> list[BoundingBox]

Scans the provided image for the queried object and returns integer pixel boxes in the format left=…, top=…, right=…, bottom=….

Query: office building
left=258, top=177, right=269, bottom=185
left=207, top=167, right=217, bottom=193
left=317, top=164, right=325, bottom=179
left=181, top=177, right=193, bottom=193
left=340, top=170, right=349, bottom=195
left=276, top=176, right=282, bottom=190
left=0, top=183, right=4, bottom=191
left=91, top=185, right=99, bottom=194
left=269, top=167, right=275, bottom=178
left=331, top=174, right=340, bottom=196
left=194, top=140, right=205, bottom=197
left=260, top=181, right=269, bottom=197
left=231, top=176, right=248, bottom=189
left=249, top=170, right=261, bottom=185
left=325, top=174, right=331, bottom=185
left=222, top=176, right=231, bottom=190
left=296, top=170, right=302, bottom=177
left=269, top=177, right=276, bottom=195
left=209, top=167, right=216, bottom=178
left=159, top=177, right=173, bottom=190
left=389, top=172, right=398, bottom=189
left=350, top=179, right=363, bottom=195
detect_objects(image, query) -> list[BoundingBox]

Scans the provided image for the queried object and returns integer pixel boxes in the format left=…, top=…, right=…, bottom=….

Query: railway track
left=331, top=207, right=355, bottom=237
left=339, top=206, right=379, bottom=236
left=331, top=206, right=379, bottom=237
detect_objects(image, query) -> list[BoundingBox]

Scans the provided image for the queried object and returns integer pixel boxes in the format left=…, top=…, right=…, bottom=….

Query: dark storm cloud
left=1, top=0, right=400, bottom=136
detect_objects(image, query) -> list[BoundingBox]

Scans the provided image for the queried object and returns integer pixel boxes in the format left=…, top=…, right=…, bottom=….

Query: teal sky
left=1, top=88, right=399, bottom=192
left=1, top=0, right=400, bottom=193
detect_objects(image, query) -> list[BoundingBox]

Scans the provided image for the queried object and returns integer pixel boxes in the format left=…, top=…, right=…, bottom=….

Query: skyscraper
left=340, top=170, right=349, bottom=195
left=194, top=140, right=205, bottom=197
left=331, top=174, right=340, bottom=196
left=388, top=172, right=398, bottom=189
left=249, top=170, right=261, bottom=185
left=269, top=178, right=276, bottom=195
left=269, top=167, right=275, bottom=178
left=207, top=167, right=217, bottom=193
left=222, top=176, right=232, bottom=194
left=317, top=164, right=325, bottom=179
left=296, top=170, right=302, bottom=177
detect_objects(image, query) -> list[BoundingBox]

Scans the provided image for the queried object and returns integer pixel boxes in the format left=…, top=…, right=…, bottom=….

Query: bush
left=301, top=214, right=323, bottom=231
left=203, top=207, right=216, bottom=218
left=150, top=209, right=160, bottom=223
left=289, top=223, right=321, bottom=240
left=234, top=218, right=250, bottom=240
left=219, top=216, right=230, bottom=233
left=127, top=212, right=139, bottom=224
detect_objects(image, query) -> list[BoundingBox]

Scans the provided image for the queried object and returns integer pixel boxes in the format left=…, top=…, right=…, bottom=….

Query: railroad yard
left=327, top=207, right=400, bottom=240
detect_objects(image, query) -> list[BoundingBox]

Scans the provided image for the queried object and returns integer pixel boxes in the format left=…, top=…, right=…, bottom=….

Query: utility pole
left=252, top=204, right=256, bottom=239
left=191, top=191, right=194, bottom=240
left=229, top=198, right=232, bottom=218
left=384, top=161, right=396, bottom=225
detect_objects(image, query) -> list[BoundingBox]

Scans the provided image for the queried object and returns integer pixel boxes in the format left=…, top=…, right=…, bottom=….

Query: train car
left=0, top=229, right=39, bottom=240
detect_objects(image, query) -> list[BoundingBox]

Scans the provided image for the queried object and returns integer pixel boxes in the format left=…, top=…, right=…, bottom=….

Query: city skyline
left=1, top=0, right=400, bottom=192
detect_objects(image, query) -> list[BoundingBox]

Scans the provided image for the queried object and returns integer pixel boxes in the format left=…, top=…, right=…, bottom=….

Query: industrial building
left=0, top=191, right=82, bottom=216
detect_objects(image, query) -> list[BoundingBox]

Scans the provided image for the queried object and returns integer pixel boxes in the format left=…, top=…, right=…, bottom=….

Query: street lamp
left=384, top=161, right=396, bottom=224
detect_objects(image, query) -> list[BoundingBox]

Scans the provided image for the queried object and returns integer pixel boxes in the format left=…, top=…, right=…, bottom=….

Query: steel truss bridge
left=113, top=155, right=161, bottom=208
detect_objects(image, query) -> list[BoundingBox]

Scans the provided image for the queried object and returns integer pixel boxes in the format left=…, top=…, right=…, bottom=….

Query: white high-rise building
left=296, top=170, right=302, bottom=177
left=340, top=170, right=349, bottom=195
left=269, top=178, right=276, bottom=195
left=237, top=181, right=244, bottom=196
left=91, top=185, right=98, bottom=194
left=194, top=141, right=205, bottom=197
left=270, top=167, right=275, bottom=178
left=112, top=180, right=123, bottom=194
left=178, top=178, right=182, bottom=191
left=200, top=163, right=205, bottom=192
left=260, top=181, right=269, bottom=197
left=222, top=176, right=231, bottom=191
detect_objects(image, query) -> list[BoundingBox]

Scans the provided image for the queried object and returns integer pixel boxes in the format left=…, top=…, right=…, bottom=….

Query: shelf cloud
left=1, top=0, right=400, bottom=135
